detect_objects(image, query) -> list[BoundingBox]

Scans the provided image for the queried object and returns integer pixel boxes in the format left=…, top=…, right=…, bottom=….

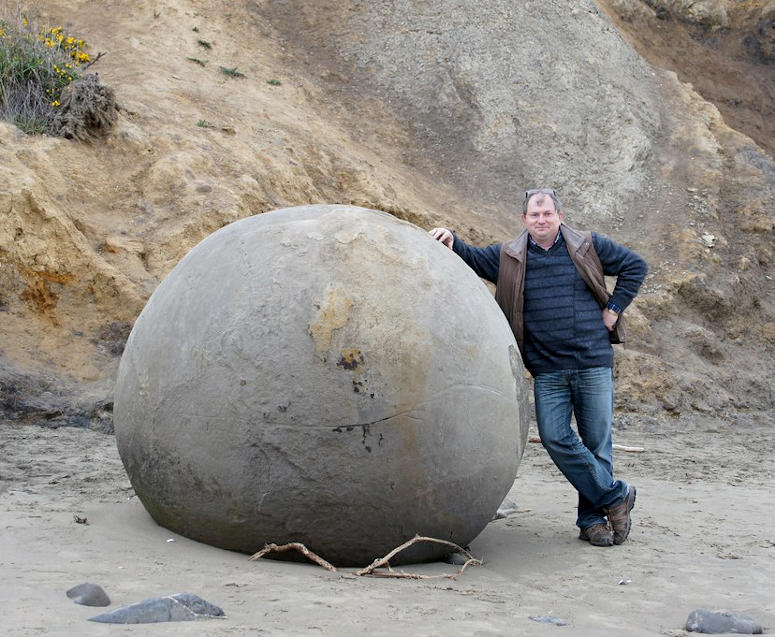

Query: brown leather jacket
left=493, top=224, right=623, bottom=355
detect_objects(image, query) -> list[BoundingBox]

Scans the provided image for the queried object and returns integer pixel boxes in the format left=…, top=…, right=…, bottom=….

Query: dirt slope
left=1, top=0, right=774, bottom=429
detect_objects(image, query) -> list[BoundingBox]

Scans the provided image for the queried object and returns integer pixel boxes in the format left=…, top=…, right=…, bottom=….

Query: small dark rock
left=442, top=552, right=469, bottom=566
left=686, top=609, right=762, bottom=634
left=66, top=583, right=110, bottom=607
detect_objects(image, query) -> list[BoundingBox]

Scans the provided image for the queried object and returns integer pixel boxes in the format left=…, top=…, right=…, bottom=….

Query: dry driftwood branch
left=612, top=444, right=645, bottom=453
left=458, top=557, right=481, bottom=575
left=248, top=542, right=337, bottom=572
left=528, top=436, right=645, bottom=453
left=248, top=536, right=482, bottom=580
left=356, top=534, right=482, bottom=578
left=366, top=570, right=457, bottom=580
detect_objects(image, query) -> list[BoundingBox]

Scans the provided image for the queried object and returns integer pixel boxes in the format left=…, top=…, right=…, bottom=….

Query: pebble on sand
left=442, top=552, right=469, bottom=566
left=529, top=614, right=568, bottom=626
left=494, top=497, right=519, bottom=520
left=66, top=583, right=110, bottom=607
left=685, top=609, right=763, bottom=634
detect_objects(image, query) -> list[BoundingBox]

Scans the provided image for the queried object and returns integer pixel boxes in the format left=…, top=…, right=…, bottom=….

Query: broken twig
left=83, top=52, right=106, bottom=70
left=249, top=536, right=482, bottom=580
left=612, top=444, right=645, bottom=453
left=356, top=534, right=482, bottom=578
left=366, top=570, right=456, bottom=580
left=528, top=436, right=644, bottom=453
left=248, top=542, right=337, bottom=572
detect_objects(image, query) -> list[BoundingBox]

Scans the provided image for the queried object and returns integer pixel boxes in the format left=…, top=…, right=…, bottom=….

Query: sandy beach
left=2, top=1, right=774, bottom=635
left=2, top=415, right=773, bottom=636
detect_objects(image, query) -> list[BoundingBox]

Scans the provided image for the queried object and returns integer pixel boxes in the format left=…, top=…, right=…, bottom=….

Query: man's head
left=522, top=188, right=562, bottom=215
left=521, top=188, right=563, bottom=247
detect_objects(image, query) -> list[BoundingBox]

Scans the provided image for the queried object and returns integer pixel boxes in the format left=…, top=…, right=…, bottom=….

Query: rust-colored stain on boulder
left=308, top=285, right=353, bottom=359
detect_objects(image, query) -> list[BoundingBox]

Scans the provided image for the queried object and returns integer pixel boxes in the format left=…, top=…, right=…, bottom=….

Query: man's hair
left=523, top=188, right=562, bottom=214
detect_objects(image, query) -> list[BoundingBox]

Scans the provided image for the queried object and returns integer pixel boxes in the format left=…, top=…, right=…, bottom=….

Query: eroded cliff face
left=1, top=0, right=773, bottom=429
left=594, top=0, right=775, bottom=420
left=599, top=0, right=775, bottom=156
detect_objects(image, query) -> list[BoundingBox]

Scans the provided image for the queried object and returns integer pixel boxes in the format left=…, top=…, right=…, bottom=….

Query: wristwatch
left=606, top=301, right=622, bottom=316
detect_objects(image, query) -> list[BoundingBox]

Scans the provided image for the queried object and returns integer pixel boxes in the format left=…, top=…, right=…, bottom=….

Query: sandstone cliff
left=1, top=0, right=773, bottom=430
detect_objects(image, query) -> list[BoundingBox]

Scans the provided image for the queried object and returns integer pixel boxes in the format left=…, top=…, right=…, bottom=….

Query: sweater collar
left=528, top=229, right=562, bottom=251
left=504, top=225, right=566, bottom=260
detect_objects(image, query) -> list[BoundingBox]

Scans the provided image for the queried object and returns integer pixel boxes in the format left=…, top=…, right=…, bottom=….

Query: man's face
left=522, top=194, right=563, bottom=245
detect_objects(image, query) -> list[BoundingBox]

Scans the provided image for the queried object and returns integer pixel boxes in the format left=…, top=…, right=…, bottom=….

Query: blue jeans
left=534, top=367, right=628, bottom=529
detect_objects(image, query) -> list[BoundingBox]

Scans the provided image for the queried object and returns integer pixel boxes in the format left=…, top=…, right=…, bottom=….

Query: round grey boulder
left=114, top=204, right=529, bottom=565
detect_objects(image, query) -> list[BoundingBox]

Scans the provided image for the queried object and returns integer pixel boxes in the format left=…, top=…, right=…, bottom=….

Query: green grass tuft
left=219, top=66, right=245, bottom=78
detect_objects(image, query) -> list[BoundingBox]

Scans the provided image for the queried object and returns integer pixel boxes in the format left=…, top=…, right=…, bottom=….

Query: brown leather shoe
left=579, top=523, right=613, bottom=547
left=605, top=486, right=637, bottom=545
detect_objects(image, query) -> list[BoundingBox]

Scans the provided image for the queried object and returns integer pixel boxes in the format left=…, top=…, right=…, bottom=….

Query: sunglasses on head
left=524, top=188, right=557, bottom=201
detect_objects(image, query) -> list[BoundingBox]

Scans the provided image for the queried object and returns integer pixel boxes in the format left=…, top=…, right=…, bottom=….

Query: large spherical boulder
left=114, top=204, right=529, bottom=565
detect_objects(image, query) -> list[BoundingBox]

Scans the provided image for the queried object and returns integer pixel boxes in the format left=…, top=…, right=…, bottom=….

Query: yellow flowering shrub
left=0, top=11, right=109, bottom=135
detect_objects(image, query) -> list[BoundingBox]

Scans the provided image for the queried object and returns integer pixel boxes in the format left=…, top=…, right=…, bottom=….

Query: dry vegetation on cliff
left=0, top=9, right=116, bottom=138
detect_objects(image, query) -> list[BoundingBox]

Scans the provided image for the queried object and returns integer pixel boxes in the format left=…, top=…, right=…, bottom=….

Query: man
left=429, top=188, right=647, bottom=547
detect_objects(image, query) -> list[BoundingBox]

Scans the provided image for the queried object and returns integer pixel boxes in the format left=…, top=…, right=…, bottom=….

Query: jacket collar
left=503, top=230, right=529, bottom=261
left=560, top=224, right=591, bottom=259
